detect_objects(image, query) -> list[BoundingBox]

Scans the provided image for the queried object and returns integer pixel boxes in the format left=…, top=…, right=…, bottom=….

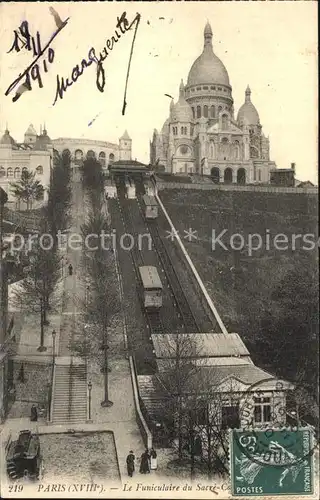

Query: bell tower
left=119, top=130, right=132, bottom=161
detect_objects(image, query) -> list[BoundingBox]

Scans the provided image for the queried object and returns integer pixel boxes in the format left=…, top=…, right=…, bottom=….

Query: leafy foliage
left=10, top=169, right=44, bottom=210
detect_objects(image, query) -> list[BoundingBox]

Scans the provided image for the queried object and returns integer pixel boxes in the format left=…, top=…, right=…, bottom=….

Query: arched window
left=191, top=107, right=195, bottom=119
left=203, top=105, right=208, bottom=118
left=234, top=140, right=240, bottom=160
left=218, top=106, right=222, bottom=114
left=14, top=167, right=21, bottom=178
left=210, top=105, right=215, bottom=118
left=258, top=169, right=261, bottom=181
left=75, top=149, right=83, bottom=161
left=211, top=167, right=220, bottom=184
left=62, top=149, right=71, bottom=158
left=237, top=168, right=246, bottom=185
left=184, top=163, right=188, bottom=173
left=99, top=151, right=106, bottom=167
left=109, top=153, right=115, bottom=165
left=224, top=168, right=233, bottom=184
left=221, top=138, right=229, bottom=160
left=197, top=106, right=201, bottom=118
left=222, top=114, right=228, bottom=129
left=86, top=150, right=96, bottom=159
left=22, top=167, right=28, bottom=174
left=210, top=141, right=215, bottom=159
left=36, top=165, right=43, bottom=175
left=0, top=167, right=5, bottom=178
left=181, top=127, right=184, bottom=135
left=7, top=167, right=13, bottom=178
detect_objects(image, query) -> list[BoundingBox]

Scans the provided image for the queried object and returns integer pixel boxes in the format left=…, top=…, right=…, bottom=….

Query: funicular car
left=142, top=194, right=158, bottom=220
left=139, top=266, right=163, bottom=310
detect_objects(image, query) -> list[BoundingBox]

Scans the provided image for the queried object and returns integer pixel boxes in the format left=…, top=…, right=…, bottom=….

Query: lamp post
left=87, top=381, right=92, bottom=422
left=52, top=329, right=56, bottom=364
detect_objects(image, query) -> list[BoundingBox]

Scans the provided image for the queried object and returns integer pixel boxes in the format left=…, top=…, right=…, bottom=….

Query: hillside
left=159, top=188, right=318, bottom=393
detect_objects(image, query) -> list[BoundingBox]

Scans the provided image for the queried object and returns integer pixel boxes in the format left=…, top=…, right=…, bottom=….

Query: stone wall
left=157, top=181, right=318, bottom=195
left=13, top=360, right=51, bottom=404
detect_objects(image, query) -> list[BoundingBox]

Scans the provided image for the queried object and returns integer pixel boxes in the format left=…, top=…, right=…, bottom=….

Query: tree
left=73, top=175, right=120, bottom=407
left=45, top=149, right=72, bottom=235
left=10, top=169, right=44, bottom=210
left=11, top=238, right=61, bottom=351
left=156, top=334, right=204, bottom=461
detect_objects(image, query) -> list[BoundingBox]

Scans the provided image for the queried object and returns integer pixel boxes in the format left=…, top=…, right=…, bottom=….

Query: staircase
left=51, top=362, right=87, bottom=424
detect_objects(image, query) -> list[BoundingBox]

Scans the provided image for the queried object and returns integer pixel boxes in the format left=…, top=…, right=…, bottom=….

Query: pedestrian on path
left=126, top=451, right=135, bottom=477
left=139, top=448, right=150, bottom=474
left=68, top=263, right=73, bottom=276
left=30, top=404, right=38, bottom=422
left=150, top=447, right=157, bottom=470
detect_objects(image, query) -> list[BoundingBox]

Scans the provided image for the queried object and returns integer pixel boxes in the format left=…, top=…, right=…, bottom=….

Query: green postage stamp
left=230, top=428, right=315, bottom=496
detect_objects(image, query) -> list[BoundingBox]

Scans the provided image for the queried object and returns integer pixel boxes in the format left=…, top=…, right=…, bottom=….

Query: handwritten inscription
left=5, top=17, right=69, bottom=102
left=52, top=11, right=141, bottom=113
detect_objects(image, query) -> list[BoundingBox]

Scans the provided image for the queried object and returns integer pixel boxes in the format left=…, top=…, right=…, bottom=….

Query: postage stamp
left=230, top=428, right=315, bottom=497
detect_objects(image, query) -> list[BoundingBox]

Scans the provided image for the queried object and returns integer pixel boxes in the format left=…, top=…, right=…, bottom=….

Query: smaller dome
left=237, top=86, right=260, bottom=125
left=161, top=117, right=170, bottom=135
left=0, top=129, right=15, bottom=146
left=171, top=80, right=193, bottom=123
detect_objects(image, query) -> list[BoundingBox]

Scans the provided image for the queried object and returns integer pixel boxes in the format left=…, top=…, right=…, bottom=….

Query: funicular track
left=117, top=184, right=165, bottom=337
left=135, top=179, right=200, bottom=333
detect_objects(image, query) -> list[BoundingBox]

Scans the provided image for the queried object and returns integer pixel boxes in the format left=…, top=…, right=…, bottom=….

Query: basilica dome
left=187, top=22, right=230, bottom=87
left=237, top=86, right=260, bottom=125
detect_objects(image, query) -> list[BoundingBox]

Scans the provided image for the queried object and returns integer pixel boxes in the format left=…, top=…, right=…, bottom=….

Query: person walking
left=139, top=448, right=150, bottom=474
left=68, top=263, right=73, bottom=276
left=150, top=447, right=158, bottom=470
left=126, top=451, right=135, bottom=477
left=30, top=404, right=38, bottom=422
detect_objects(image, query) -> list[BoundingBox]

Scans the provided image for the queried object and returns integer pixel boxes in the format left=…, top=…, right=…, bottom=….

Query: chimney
left=291, top=162, right=296, bottom=173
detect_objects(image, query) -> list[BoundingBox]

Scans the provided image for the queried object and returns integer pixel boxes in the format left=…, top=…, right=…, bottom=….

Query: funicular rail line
left=117, top=186, right=165, bottom=337
left=135, top=180, right=200, bottom=333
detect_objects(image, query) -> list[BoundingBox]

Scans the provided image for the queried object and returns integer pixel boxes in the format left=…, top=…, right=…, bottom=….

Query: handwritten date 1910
left=5, top=18, right=69, bottom=102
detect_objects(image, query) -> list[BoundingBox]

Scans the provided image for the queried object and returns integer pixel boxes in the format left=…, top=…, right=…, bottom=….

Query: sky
left=0, top=1, right=318, bottom=183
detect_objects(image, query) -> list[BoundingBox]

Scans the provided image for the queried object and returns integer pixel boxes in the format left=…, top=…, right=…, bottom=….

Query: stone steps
left=52, top=364, right=87, bottom=424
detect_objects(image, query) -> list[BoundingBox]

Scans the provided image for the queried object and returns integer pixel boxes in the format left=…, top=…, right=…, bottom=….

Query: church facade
left=150, top=22, right=276, bottom=184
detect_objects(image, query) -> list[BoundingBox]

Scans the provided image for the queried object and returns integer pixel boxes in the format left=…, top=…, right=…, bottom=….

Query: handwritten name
left=5, top=16, right=69, bottom=102
left=52, top=11, right=141, bottom=114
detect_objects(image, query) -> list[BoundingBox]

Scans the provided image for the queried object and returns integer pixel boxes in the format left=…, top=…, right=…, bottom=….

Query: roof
left=143, top=194, right=158, bottom=206
left=139, top=266, right=163, bottom=289
left=111, top=160, right=148, bottom=168
left=151, top=333, right=250, bottom=359
left=270, top=168, right=295, bottom=173
left=25, top=124, right=37, bottom=135
left=120, top=130, right=131, bottom=140
left=0, top=129, right=16, bottom=146
left=187, top=23, right=230, bottom=87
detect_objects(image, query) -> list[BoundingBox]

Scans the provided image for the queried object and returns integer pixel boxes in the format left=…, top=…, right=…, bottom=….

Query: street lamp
left=52, top=330, right=56, bottom=364
left=87, top=381, right=92, bottom=422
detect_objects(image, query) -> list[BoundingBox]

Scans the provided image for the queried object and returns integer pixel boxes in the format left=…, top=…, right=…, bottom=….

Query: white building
left=0, top=125, right=52, bottom=208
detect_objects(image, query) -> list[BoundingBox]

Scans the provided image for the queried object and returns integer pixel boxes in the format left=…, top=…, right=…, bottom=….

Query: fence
left=156, top=182, right=318, bottom=195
